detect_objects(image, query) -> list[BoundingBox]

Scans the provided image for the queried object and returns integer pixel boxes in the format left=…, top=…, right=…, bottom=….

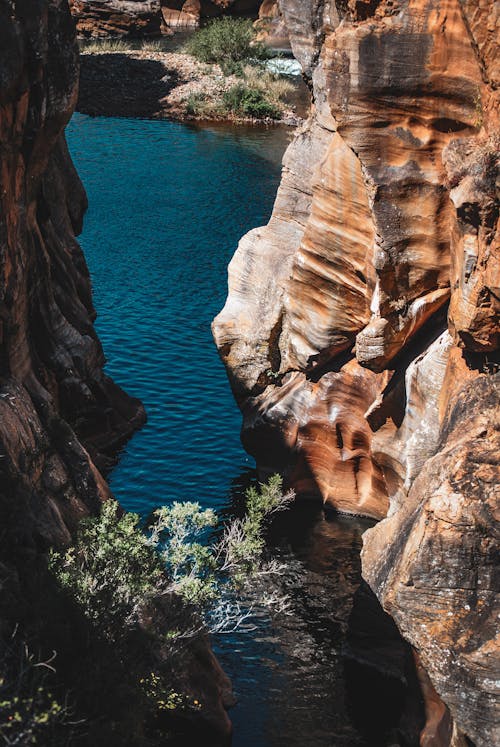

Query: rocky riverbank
left=78, top=44, right=305, bottom=124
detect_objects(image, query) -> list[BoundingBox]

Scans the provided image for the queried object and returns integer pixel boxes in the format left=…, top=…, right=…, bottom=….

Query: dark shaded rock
left=0, top=3, right=231, bottom=743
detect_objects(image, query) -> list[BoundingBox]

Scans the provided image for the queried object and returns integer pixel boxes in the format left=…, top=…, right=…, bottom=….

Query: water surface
left=68, top=113, right=289, bottom=515
left=67, top=114, right=421, bottom=747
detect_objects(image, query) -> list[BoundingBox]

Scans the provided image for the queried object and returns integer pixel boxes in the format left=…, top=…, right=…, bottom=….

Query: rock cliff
left=69, top=0, right=263, bottom=36
left=0, top=0, right=145, bottom=552
left=0, top=3, right=231, bottom=743
left=213, top=0, right=499, bottom=743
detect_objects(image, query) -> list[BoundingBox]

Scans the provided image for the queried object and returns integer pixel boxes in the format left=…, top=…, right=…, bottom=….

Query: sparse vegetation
left=49, top=475, right=294, bottom=645
left=140, top=39, right=163, bottom=54
left=78, top=18, right=300, bottom=123
left=0, top=638, right=72, bottom=746
left=184, top=18, right=268, bottom=74
left=80, top=38, right=128, bottom=54
left=184, top=66, right=294, bottom=120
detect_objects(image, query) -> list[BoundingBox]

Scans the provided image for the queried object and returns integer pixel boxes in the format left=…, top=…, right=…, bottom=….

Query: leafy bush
left=222, top=84, right=280, bottom=119
left=49, top=476, right=294, bottom=643
left=48, top=502, right=164, bottom=642
left=185, top=18, right=268, bottom=73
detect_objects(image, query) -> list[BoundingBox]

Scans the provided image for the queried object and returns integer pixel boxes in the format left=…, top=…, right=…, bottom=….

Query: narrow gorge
left=0, top=0, right=498, bottom=746
left=0, top=4, right=233, bottom=744
left=213, top=0, right=499, bottom=745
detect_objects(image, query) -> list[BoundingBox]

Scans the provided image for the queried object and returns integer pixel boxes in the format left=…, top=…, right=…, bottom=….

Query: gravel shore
left=78, top=48, right=303, bottom=124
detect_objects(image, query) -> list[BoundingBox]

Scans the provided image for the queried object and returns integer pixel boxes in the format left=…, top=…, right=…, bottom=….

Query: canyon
left=213, top=0, right=499, bottom=744
left=0, top=0, right=498, bottom=745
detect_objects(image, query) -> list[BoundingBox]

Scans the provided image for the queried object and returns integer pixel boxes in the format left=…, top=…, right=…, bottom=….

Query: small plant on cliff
left=49, top=475, right=294, bottom=644
left=0, top=636, right=71, bottom=746
left=48, top=502, right=165, bottom=642
left=184, top=18, right=269, bottom=74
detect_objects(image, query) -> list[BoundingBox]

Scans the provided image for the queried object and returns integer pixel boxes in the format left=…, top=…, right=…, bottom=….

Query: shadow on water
left=215, top=482, right=424, bottom=747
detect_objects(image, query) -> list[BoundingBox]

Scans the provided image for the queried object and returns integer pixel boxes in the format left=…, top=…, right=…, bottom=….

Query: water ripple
left=67, top=113, right=289, bottom=515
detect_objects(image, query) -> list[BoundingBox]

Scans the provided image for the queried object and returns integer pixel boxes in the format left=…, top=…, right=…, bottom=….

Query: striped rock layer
left=213, top=0, right=499, bottom=743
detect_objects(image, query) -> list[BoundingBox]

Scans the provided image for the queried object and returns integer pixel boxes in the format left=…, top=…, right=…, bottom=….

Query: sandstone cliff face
left=70, top=0, right=166, bottom=37
left=213, top=0, right=499, bottom=743
left=0, top=0, right=145, bottom=551
left=70, top=0, right=262, bottom=36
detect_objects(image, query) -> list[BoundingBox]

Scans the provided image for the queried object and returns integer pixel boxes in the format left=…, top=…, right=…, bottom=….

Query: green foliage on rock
left=48, top=501, right=164, bottom=642
left=49, top=476, right=294, bottom=643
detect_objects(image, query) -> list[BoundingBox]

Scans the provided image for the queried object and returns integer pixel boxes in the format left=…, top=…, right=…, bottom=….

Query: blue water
left=67, top=113, right=289, bottom=515
left=66, top=113, right=419, bottom=747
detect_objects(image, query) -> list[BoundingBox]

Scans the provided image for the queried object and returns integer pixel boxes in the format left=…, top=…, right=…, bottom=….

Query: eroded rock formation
left=70, top=0, right=167, bottom=36
left=0, top=0, right=145, bottom=550
left=0, top=2, right=231, bottom=742
left=213, top=0, right=499, bottom=743
left=69, top=0, right=263, bottom=36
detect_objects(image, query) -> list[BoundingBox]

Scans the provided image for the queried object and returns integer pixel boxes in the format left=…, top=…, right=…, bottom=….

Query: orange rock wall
left=213, top=0, right=499, bottom=742
left=69, top=0, right=264, bottom=36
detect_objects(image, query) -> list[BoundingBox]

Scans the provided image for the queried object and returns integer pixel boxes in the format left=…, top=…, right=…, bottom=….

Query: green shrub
left=49, top=476, right=294, bottom=642
left=185, top=92, right=218, bottom=118
left=185, top=18, right=268, bottom=73
left=48, top=502, right=164, bottom=641
left=222, top=84, right=280, bottom=119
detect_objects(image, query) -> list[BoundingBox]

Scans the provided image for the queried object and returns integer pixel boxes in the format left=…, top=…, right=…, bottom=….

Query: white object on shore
left=265, top=58, right=302, bottom=76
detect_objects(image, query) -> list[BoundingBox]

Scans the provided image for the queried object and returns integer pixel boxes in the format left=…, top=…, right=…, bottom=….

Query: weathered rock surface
left=0, top=0, right=145, bottom=551
left=213, top=0, right=499, bottom=743
left=70, top=0, right=263, bottom=36
left=70, top=0, right=167, bottom=36
left=363, top=373, right=500, bottom=747
left=255, top=0, right=290, bottom=48
left=1, top=2, right=231, bottom=742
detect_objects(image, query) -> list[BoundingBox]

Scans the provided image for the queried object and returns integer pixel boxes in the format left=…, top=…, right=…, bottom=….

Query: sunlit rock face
left=214, top=0, right=499, bottom=742
left=69, top=0, right=263, bottom=36
left=213, top=0, right=499, bottom=517
left=69, top=0, right=166, bottom=36
left=0, top=0, right=145, bottom=548
left=362, top=373, right=500, bottom=747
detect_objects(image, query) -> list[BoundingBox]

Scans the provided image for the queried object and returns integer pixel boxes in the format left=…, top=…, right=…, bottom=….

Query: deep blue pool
left=67, top=113, right=420, bottom=747
left=67, top=113, right=289, bottom=516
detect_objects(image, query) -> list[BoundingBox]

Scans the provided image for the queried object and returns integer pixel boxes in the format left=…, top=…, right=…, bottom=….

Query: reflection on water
left=66, top=113, right=422, bottom=746
left=217, top=500, right=423, bottom=747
